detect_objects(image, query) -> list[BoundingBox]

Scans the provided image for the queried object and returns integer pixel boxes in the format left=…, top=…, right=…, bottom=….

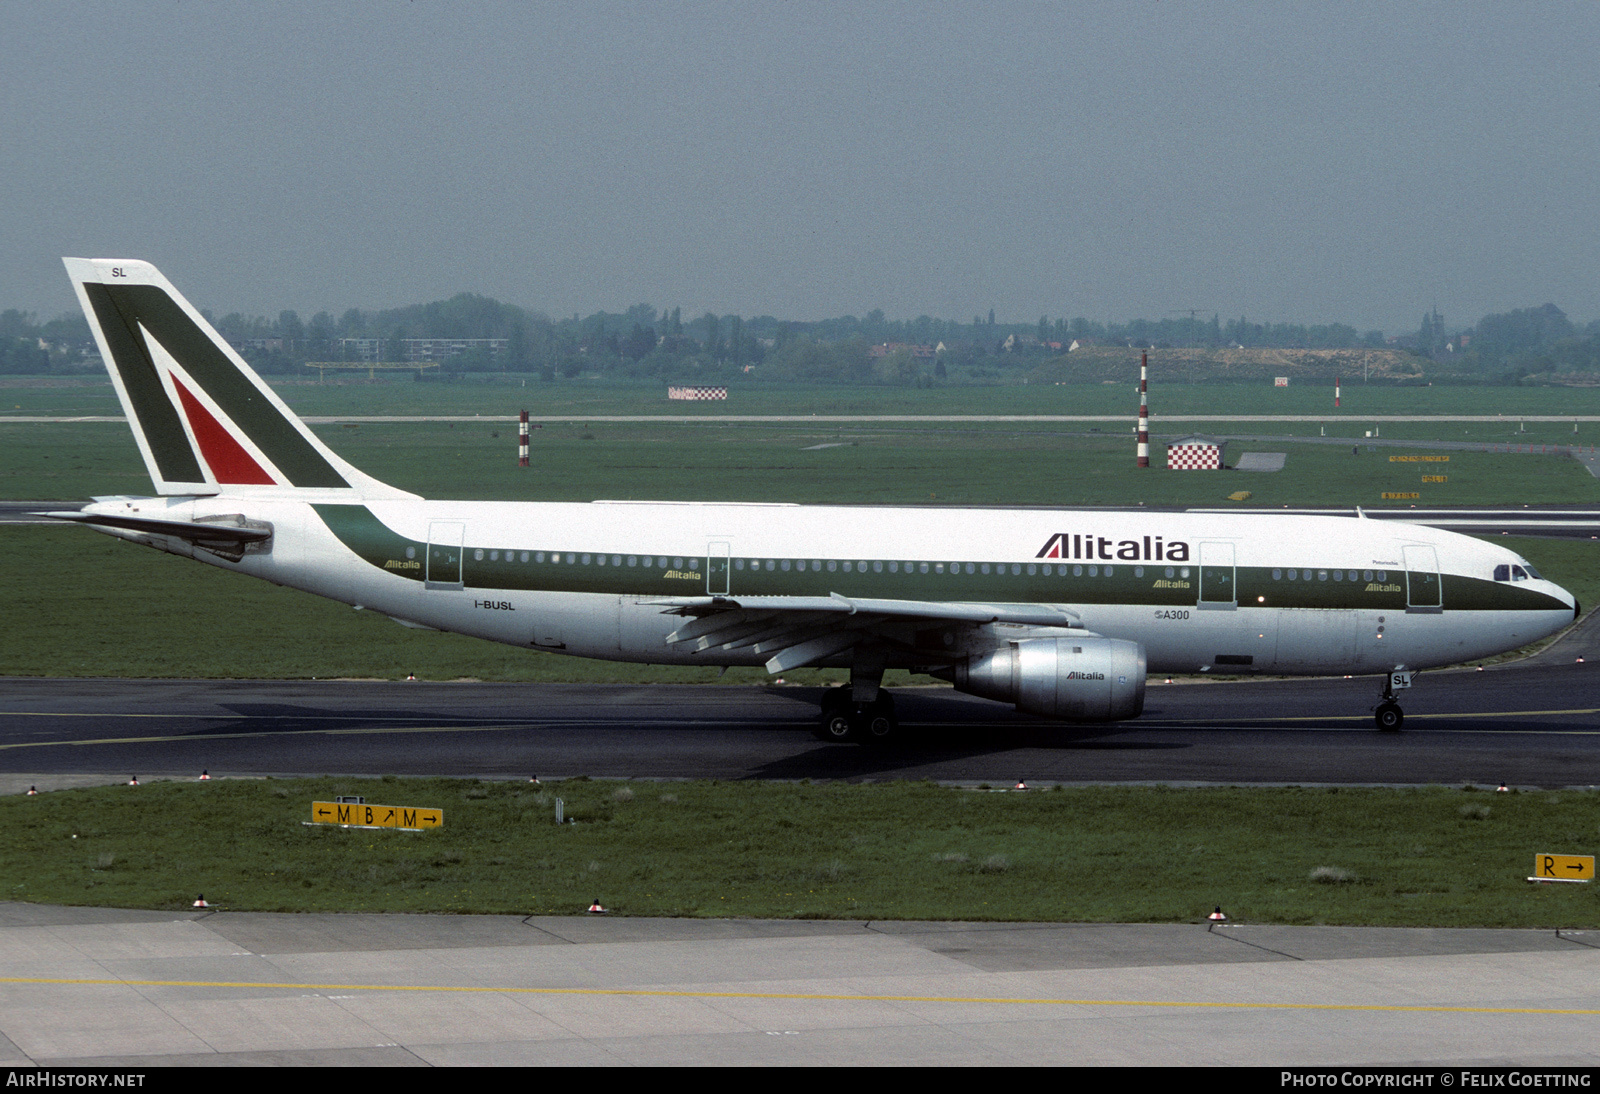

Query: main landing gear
left=815, top=646, right=899, bottom=744
left=1374, top=669, right=1413, bottom=732
left=816, top=688, right=898, bottom=744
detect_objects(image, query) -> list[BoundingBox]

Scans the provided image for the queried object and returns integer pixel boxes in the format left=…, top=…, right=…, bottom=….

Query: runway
left=3, top=651, right=1599, bottom=789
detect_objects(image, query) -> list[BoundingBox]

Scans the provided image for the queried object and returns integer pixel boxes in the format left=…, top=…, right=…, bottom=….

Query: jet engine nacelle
left=948, top=636, right=1146, bottom=721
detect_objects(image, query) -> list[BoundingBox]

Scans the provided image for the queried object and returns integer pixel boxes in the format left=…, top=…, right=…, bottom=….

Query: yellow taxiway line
left=0, top=975, right=1596, bottom=1015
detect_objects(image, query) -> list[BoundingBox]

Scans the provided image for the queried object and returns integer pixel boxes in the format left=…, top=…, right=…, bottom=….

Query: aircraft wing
left=649, top=593, right=1085, bottom=673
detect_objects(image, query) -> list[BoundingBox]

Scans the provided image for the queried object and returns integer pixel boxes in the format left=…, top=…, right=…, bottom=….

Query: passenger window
left=1011, top=564, right=1021, bottom=575
left=582, top=554, right=592, bottom=565
left=1026, top=564, right=1037, bottom=576
left=781, top=559, right=791, bottom=571
left=982, top=563, right=992, bottom=574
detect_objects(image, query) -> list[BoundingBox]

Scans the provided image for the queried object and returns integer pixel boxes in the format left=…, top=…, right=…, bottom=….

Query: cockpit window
left=1521, top=561, right=1542, bottom=580
left=1511, top=565, right=1529, bottom=581
left=1494, top=564, right=1509, bottom=582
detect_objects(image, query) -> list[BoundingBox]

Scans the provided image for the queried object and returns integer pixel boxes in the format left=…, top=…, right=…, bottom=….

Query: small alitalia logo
left=1036, top=533, right=1190, bottom=562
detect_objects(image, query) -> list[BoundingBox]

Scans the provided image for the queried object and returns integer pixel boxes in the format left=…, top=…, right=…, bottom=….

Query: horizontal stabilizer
left=39, top=510, right=271, bottom=552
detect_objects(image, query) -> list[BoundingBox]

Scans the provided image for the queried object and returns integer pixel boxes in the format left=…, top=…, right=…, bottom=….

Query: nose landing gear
left=1375, top=669, right=1413, bottom=731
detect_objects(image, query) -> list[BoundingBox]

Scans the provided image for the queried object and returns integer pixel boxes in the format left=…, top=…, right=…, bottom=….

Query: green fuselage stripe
left=312, top=505, right=1569, bottom=614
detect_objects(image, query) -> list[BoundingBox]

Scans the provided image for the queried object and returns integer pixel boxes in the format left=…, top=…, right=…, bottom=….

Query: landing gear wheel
left=815, top=689, right=857, bottom=742
left=859, top=694, right=899, bottom=745
left=1375, top=701, right=1404, bottom=732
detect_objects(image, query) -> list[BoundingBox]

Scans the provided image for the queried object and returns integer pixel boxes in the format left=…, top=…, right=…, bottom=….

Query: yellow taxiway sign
left=311, top=801, right=442, bottom=830
left=1531, top=854, right=1594, bottom=882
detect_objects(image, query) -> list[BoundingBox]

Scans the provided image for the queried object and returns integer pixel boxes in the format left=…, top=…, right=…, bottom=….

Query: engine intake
left=942, top=637, right=1146, bottom=721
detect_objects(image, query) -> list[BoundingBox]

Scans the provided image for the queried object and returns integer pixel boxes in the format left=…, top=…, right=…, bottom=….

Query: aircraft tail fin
left=62, top=258, right=412, bottom=499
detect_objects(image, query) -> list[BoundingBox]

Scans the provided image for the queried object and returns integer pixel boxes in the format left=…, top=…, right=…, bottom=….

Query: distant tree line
left=1418, top=303, right=1600, bottom=382
left=9, top=289, right=1600, bottom=385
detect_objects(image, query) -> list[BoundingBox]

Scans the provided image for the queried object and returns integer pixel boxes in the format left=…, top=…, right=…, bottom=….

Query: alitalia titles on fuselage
left=1036, top=532, right=1189, bottom=563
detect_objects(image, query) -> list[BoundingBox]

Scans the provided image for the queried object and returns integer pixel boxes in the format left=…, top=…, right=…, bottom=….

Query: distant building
left=867, top=343, right=935, bottom=359
left=1166, top=435, right=1227, bottom=471
left=339, top=338, right=382, bottom=362
left=400, top=338, right=507, bottom=362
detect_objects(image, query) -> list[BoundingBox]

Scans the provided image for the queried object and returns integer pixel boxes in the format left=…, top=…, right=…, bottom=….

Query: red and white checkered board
left=667, top=386, right=728, bottom=401
left=1167, top=444, right=1221, bottom=470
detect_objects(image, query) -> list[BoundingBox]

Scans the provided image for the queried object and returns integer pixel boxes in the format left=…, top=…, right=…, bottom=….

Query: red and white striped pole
left=1334, top=376, right=1341, bottom=409
left=1136, top=352, right=1150, bottom=468
left=518, top=409, right=529, bottom=467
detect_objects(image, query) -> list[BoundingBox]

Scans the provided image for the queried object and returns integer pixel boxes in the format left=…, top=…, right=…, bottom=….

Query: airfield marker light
left=199, top=770, right=210, bottom=781
left=519, top=409, right=530, bottom=467
left=588, top=899, right=607, bottom=914
left=1497, top=783, right=1509, bottom=793
left=193, top=895, right=210, bottom=908
left=1208, top=907, right=1228, bottom=922
left=1136, top=352, right=1150, bottom=468
left=128, top=776, right=138, bottom=786
left=1335, top=376, right=1340, bottom=408
left=1014, top=780, right=1028, bottom=791
left=26, top=786, right=36, bottom=796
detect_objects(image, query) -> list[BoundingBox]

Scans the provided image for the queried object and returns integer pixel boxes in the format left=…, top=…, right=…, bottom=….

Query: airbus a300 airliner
left=48, top=258, right=1577, bottom=741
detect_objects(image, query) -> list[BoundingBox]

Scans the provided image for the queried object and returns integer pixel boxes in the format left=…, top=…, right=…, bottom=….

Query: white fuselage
left=98, top=493, right=1577, bottom=678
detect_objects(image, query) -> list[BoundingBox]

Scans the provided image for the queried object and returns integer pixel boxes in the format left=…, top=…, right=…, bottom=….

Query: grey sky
left=4, top=1, right=1598, bottom=332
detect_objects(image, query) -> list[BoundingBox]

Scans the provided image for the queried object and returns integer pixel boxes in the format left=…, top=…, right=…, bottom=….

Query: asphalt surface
left=3, top=630, right=1599, bottom=788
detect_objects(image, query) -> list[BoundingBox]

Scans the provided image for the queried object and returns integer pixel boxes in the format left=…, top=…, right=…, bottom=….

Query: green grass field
left=7, top=777, right=1598, bottom=927
left=3, top=415, right=1597, bottom=505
